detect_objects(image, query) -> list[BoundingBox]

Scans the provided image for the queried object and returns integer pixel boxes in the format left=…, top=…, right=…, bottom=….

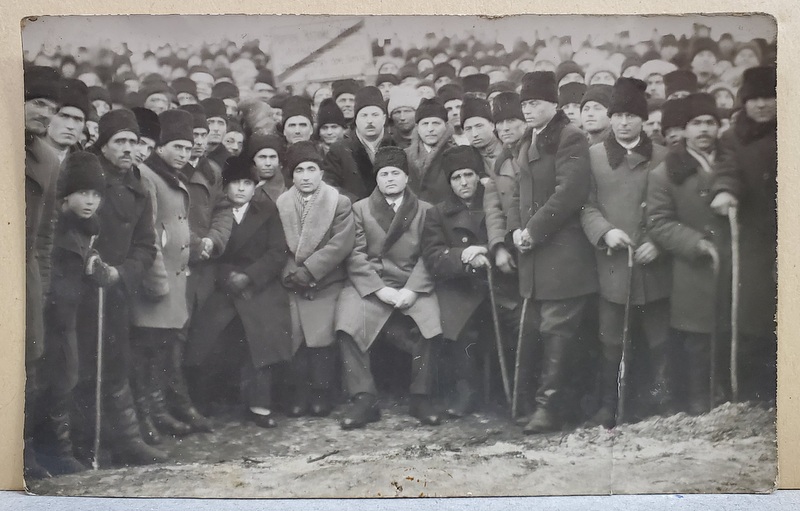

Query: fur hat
left=316, top=98, right=347, bottom=127
left=462, top=73, right=490, bottom=95
left=332, top=78, right=360, bottom=99
left=158, top=109, right=194, bottom=146
left=441, top=145, right=483, bottom=181
left=460, top=96, right=493, bottom=126
left=387, top=86, right=421, bottom=114
left=171, top=77, right=198, bottom=98
left=520, top=71, right=558, bottom=104
left=96, top=108, right=140, bottom=149
left=179, top=104, right=208, bottom=130
left=212, top=81, right=239, bottom=100
left=685, top=92, right=720, bottom=123
left=433, top=62, right=457, bottom=82
left=61, top=151, right=105, bottom=198
left=661, top=97, right=692, bottom=132
left=245, top=133, right=285, bottom=163
left=24, top=65, right=61, bottom=102
left=555, top=60, right=584, bottom=86
left=354, top=86, right=387, bottom=116
left=437, top=83, right=464, bottom=104
left=415, top=98, right=448, bottom=123
left=284, top=140, right=324, bottom=174
left=222, top=155, right=258, bottom=187
left=488, top=81, right=517, bottom=96
left=281, top=95, right=314, bottom=124
left=491, top=91, right=524, bottom=123
left=255, top=69, right=275, bottom=87
left=739, top=66, right=776, bottom=103
left=200, top=97, right=227, bottom=120
left=132, top=107, right=160, bottom=142
left=664, top=69, right=699, bottom=98
left=88, top=86, right=111, bottom=105
left=59, top=79, right=91, bottom=118
left=581, top=84, right=614, bottom=110
left=375, top=74, right=400, bottom=86
left=608, top=77, right=648, bottom=119
left=559, top=82, right=587, bottom=107
left=690, top=37, right=720, bottom=62
left=268, top=93, right=289, bottom=110
left=139, top=81, right=173, bottom=102
left=374, top=146, right=408, bottom=174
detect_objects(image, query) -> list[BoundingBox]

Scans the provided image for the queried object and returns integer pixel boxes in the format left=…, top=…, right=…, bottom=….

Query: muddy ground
left=28, top=400, right=776, bottom=498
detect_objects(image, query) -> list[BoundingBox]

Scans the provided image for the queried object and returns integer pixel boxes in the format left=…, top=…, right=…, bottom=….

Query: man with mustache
left=44, top=79, right=90, bottom=163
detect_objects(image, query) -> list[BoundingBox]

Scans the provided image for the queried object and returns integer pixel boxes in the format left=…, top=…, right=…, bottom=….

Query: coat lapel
left=382, top=189, right=419, bottom=255
left=225, top=199, right=269, bottom=255
left=277, top=183, right=340, bottom=264
left=368, top=187, right=395, bottom=233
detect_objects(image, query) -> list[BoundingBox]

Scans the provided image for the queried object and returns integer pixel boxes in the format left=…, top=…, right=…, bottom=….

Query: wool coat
left=277, top=183, right=355, bottom=350
left=131, top=154, right=192, bottom=329
left=186, top=196, right=293, bottom=368
left=323, top=130, right=398, bottom=202
left=581, top=135, right=671, bottom=305
left=647, top=146, right=731, bottom=333
left=421, top=184, right=491, bottom=340
left=484, top=142, right=522, bottom=249
left=507, top=110, right=598, bottom=300
left=405, top=123, right=457, bottom=205
left=711, top=114, right=777, bottom=337
left=25, top=133, right=59, bottom=361
left=336, top=188, right=441, bottom=351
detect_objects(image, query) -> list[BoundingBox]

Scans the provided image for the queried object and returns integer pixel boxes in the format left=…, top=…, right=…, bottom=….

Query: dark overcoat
left=581, top=135, right=671, bottom=305
left=323, top=131, right=398, bottom=202
left=711, top=114, right=777, bottom=337
left=187, top=196, right=293, bottom=368
left=405, top=125, right=457, bottom=205
left=507, top=110, right=598, bottom=300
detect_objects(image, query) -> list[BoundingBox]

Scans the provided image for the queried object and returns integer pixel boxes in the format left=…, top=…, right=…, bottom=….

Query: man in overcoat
left=245, top=133, right=287, bottom=204
left=581, top=77, right=670, bottom=428
left=647, top=92, right=731, bottom=415
left=709, top=66, right=777, bottom=403
left=507, top=71, right=598, bottom=434
left=277, top=141, right=356, bottom=417
left=336, top=146, right=442, bottom=429
left=405, top=98, right=456, bottom=205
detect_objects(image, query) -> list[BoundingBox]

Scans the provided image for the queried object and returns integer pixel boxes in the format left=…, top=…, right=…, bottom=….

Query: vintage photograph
left=21, top=13, right=777, bottom=497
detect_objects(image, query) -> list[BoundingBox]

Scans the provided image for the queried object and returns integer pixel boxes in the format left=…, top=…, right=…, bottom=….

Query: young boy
left=37, top=151, right=115, bottom=475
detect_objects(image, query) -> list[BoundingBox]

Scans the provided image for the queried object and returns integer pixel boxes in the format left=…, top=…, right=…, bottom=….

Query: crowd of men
left=23, top=24, right=777, bottom=481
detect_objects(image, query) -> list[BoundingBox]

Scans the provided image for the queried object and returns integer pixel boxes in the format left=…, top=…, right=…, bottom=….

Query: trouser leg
left=641, top=299, right=676, bottom=414
left=339, top=332, right=378, bottom=397
left=683, top=330, right=711, bottom=415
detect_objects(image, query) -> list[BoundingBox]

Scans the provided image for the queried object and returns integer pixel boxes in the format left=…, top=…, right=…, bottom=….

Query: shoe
left=111, top=438, right=168, bottom=466
left=583, top=406, right=616, bottom=430
left=340, top=393, right=380, bottom=430
left=309, top=391, right=333, bottom=417
left=286, top=386, right=309, bottom=417
left=523, top=407, right=560, bottom=434
left=171, top=404, right=214, bottom=433
left=247, top=410, right=277, bottom=429
left=409, top=395, right=442, bottom=426
left=150, top=389, right=194, bottom=436
left=446, top=380, right=476, bottom=418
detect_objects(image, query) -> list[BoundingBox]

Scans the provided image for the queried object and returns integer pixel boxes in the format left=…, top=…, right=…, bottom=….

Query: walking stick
left=728, top=207, right=740, bottom=402
left=616, top=245, right=635, bottom=424
left=92, top=286, right=105, bottom=470
left=709, top=248, right=721, bottom=411
left=511, top=297, right=529, bottom=419
left=486, top=267, right=513, bottom=405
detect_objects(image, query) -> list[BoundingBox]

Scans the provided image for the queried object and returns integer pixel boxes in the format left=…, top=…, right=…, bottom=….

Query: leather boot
left=584, top=356, right=618, bottom=429
left=166, top=339, right=213, bottom=432
left=37, top=396, right=88, bottom=476
left=130, top=354, right=162, bottom=445
left=340, top=393, right=381, bottom=430
left=685, top=336, right=711, bottom=416
left=104, top=382, right=168, bottom=466
left=649, top=341, right=678, bottom=417
left=524, top=335, right=570, bottom=434
left=149, top=338, right=193, bottom=436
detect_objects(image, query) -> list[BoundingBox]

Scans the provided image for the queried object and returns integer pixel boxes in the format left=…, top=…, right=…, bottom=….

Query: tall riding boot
left=104, top=381, right=168, bottom=466
left=584, top=355, right=619, bottom=429
left=148, top=334, right=192, bottom=436
left=166, top=338, right=213, bottom=432
left=37, top=395, right=88, bottom=475
left=685, top=334, right=711, bottom=416
left=129, top=348, right=162, bottom=445
left=649, top=341, right=678, bottom=417
left=524, top=335, right=571, bottom=434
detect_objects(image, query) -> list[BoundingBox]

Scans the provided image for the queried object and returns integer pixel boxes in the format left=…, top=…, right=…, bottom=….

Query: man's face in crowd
left=521, top=99, right=557, bottom=129
left=253, top=82, right=276, bottom=101
left=85, top=120, right=99, bottom=147
left=283, top=115, right=313, bottom=144
left=355, top=106, right=386, bottom=141
left=48, top=106, right=86, bottom=148
left=581, top=101, right=610, bottom=134
left=319, top=123, right=345, bottom=145
left=92, top=100, right=111, bottom=118
left=102, top=131, right=139, bottom=170
left=272, top=108, right=283, bottom=126
left=293, top=161, right=323, bottom=195
left=157, top=139, right=192, bottom=170
left=377, top=82, right=394, bottom=102
left=664, top=127, right=684, bottom=149
left=207, top=117, right=227, bottom=145
left=391, top=107, right=417, bottom=135
left=713, top=89, right=735, bottom=110
left=25, top=97, right=58, bottom=135
left=450, top=168, right=479, bottom=201
left=65, top=189, right=102, bottom=219
left=191, top=127, right=209, bottom=159
left=691, top=50, right=718, bottom=75
left=645, top=74, right=666, bottom=100
left=684, top=115, right=720, bottom=153
left=144, top=93, right=170, bottom=115
left=190, top=72, right=214, bottom=100
left=336, top=93, right=356, bottom=119
left=495, top=118, right=528, bottom=145
left=745, top=97, right=777, bottom=124
left=589, top=71, right=616, bottom=86
left=124, top=79, right=139, bottom=94
left=444, top=99, right=463, bottom=130
left=253, top=147, right=280, bottom=180
left=734, top=48, right=761, bottom=70
left=223, top=99, right=238, bottom=118
left=222, top=131, right=244, bottom=157
left=661, top=45, right=679, bottom=62
left=376, top=166, right=408, bottom=198
left=225, top=178, right=256, bottom=207
left=643, top=110, right=662, bottom=140
left=562, top=103, right=582, bottom=127
left=177, top=92, right=197, bottom=106
left=463, top=116, right=496, bottom=150
left=610, top=112, right=644, bottom=144
left=417, top=117, right=447, bottom=146
left=135, top=136, right=156, bottom=165
left=434, top=76, right=452, bottom=92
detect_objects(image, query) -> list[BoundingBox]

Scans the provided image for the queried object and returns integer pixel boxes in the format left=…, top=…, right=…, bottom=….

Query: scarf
left=276, top=182, right=340, bottom=264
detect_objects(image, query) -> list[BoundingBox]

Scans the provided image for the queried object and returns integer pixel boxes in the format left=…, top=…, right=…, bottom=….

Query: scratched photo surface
left=22, top=14, right=777, bottom=497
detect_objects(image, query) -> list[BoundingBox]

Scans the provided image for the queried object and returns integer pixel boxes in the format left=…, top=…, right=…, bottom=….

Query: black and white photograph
left=20, top=13, right=777, bottom=498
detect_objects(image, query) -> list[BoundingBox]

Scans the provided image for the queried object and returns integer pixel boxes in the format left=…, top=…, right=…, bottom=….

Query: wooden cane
left=92, top=286, right=105, bottom=470
left=709, top=248, right=721, bottom=411
left=728, top=207, right=740, bottom=402
left=486, top=267, right=513, bottom=405
left=511, top=297, right=529, bottom=419
left=616, top=245, right=635, bottom=424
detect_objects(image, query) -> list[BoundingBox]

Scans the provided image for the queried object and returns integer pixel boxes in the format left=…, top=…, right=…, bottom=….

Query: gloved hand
left=86, top=255, right=119, bottom=288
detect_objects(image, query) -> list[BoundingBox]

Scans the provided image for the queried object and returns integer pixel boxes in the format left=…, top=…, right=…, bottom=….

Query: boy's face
left=65, top=189, right=102, bottom=219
